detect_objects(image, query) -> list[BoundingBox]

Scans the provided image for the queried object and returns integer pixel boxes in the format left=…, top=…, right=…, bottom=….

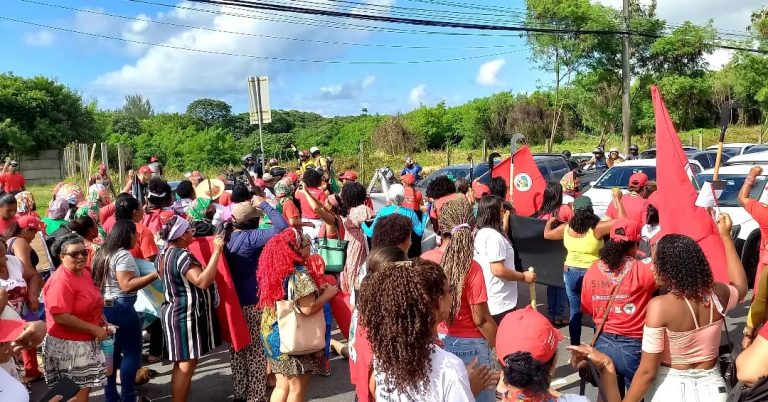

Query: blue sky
left=1, top=0, right=762, bottom=116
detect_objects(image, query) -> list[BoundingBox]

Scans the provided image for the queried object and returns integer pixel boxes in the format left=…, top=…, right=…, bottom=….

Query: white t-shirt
left=375, top=345, right=474, bottom=402
left=473, top=227, right=518, bottom=315
left=103, top=249, right=141, bottom=299
left=0, top=367, right=27, bottom=402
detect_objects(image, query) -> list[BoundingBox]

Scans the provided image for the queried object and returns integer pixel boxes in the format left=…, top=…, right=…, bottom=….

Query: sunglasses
left=62, top=250, right=88, bottom=258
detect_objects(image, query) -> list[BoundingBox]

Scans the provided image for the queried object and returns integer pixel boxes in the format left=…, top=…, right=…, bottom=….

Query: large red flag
left=652, top=85, right=728, bottom=282
left=490, top=156, right=512, bottom=202
left=511, top=145, right=546, bottom=217
left=188, top=237, right=252, bottom=351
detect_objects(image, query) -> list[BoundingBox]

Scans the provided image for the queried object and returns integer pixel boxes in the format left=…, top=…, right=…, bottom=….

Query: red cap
left=629, top=172, right=648, bottom=187
left=253, top=179, right=266, bottom=188
left=138, top=166, right=152, bottom=175
left=150, top=156, right=159, bottom=163
left=339, top=171, right=359, bottom=181
left=17, top=215, right=44, bottom=231
left=401, top=173, right=416, bottom=185
left=497, top=306, right=564, bottom=363
left=472, top=182, right=491, bottom=199
left=0, top=319, right=25, bottom=342
left=610, top=218, right=641, bottom=242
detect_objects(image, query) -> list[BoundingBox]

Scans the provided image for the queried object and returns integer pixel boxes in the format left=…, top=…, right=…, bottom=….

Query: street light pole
left=621, top=0, right=632, bottom=155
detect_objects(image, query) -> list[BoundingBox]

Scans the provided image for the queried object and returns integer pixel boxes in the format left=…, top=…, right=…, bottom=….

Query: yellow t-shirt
left=563, top=225, right=603, bottom=269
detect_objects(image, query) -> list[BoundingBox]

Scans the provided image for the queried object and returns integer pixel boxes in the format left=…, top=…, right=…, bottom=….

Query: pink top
left=642, top=284, right=739, bottom=365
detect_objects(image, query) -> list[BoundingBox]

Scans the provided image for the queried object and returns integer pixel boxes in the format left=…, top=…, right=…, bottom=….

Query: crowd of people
left=0, top=145, right=767, bottom=402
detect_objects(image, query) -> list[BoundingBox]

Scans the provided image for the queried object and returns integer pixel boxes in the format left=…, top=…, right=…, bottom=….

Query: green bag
left=317, top=236, right=349, bottom=273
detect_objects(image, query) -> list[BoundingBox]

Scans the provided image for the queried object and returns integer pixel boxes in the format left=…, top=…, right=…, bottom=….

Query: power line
left=0, top=15, right=528, bottom=63
left=19, top=0, right=528, bottom=50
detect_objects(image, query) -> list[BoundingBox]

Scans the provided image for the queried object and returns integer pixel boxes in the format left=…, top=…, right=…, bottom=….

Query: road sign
left=248, top=76, right=271, bottom=124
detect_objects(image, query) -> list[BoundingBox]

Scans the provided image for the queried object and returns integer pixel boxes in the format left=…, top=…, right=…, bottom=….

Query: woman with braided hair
left=359, top=258, right=496, bottom=401
left=422, top=197, right=498, bottom=402
left=257, top=227, right=338, bottom=402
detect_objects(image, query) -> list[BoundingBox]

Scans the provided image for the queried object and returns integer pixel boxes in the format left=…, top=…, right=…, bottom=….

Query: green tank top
left=563, top=225, right=603, bottom=269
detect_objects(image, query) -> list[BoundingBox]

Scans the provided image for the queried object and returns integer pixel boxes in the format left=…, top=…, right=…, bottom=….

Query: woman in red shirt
left=581, top=218, right=657, bottom=397
left=422, top=198, right=497, bottom=402
left=43, top=233, right=109, bottom=402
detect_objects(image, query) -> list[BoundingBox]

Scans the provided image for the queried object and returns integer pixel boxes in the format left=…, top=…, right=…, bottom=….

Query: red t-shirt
left=423, top=249, right=488, bottom=338
left=129, top=223, right=158, bottom=260
left=295, top=187, right=327, bottom=220
left=0, top=172, right=25, bottom=193
left=100, top=202, right=115, bottom=226
left=281, top=199, right=300, bottom=223
left=43, top=267, right=104, bottom=341
left=581, top=257, right=657, bottom=339
left=745, top=199, right=768, bottom=292
left=141, top=209, right=173, bottom=234
left=538, top=204, right=574, bottom=222
left=431, top=193, right=461, bottom=220
left=606, top=193, right=648, bottom=225
left=219, top=191, right=232, bottom=207
left=402, top=187, right=423, bottom=212
left=0, top=216, right=18, bottom=235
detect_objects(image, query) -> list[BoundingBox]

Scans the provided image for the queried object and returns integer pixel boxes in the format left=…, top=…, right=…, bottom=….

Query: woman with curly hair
left=258, top=228, right=338, bottom=402
left=423, top=198, right=498, bottom=402
left=623, top=214, right=747, bottom=402
left=359, top=258, right=495, bottom=400
left=580, top=219, right=657, bottom=396
left=544, top=193, right=623, bottom=345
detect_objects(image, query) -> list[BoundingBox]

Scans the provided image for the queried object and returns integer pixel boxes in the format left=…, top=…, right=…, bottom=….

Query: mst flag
left=512, top=145, right=546, bottom=217
left=652, top=85, right=729, bottom=283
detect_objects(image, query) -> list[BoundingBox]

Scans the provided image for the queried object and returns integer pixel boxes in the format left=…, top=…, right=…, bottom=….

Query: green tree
left=119, top=94, right=154, bottom=119
left=186, top=98, right=232, bottom=127
left=112, top=114, right=142, bottom=136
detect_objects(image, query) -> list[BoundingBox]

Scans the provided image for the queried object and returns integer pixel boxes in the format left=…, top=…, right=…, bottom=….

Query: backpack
left=729, top=377, right=768, bottom=402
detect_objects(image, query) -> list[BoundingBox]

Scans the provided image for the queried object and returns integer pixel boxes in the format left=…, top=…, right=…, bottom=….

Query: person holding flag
left=739, top=166, right=768, bottom=348
left=605, top=173, right=650, bottom=225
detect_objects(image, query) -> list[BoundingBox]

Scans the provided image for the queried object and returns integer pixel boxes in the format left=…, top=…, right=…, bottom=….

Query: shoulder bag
left=277, top=272, right=327, bottom=355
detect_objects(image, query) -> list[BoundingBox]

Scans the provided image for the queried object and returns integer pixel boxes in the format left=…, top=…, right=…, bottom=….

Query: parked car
left=706, top=142, right=757, bottom=156
left=726, top=152, right=768, bottom=166
left=583, top=158, right=700, bottom=217
left=639, top=146, right=699, bottom=159
left=744, top=144, right=768, bottom=154
left=415, top=161, right=499, bottom=192
left=690, top=150, right=731, bottom=170
left=697, top=163, right=768, bottom=287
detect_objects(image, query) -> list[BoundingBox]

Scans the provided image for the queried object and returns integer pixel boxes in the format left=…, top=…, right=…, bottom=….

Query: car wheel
left=742, top=233, right=761, bottom=289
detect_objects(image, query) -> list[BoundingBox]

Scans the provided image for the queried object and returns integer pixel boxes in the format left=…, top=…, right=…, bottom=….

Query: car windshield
left=695, top=174, right=766, bottom=207
left=746, top=146, right=768, bottom=154
left=417, top=167, right=469, bottom=187
left=721, top=147, right=741, bottom=156
left=593, top=166, right=657, bottom=189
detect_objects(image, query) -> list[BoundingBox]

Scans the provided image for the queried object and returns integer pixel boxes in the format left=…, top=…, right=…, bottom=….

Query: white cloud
left=24, top=30, right=55, bottom=47
left=313, top=75, right=376, bottom=101
left=409, top=84, right=427, bottom=105
left=705, top=49, right=734, bottom=70
left=476, top=58, right=506, bottom=87
left=87, top=1, right=393, bottom=110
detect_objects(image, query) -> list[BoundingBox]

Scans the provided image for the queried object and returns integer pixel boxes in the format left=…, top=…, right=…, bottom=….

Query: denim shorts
left=438, top=334, right=495, bottom=402
left=649, top=366, right=727, bottom=402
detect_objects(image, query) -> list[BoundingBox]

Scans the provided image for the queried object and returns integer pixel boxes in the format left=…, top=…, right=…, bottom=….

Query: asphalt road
left=29, top=284, right=751, bottom=402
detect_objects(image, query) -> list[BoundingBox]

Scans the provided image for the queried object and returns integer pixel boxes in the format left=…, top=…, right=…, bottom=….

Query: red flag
left=652, top=86, right=728, bottom=282
left=188, top=237, right=252, bottom=352
left=510, top=145, right=546, bottom=216
left=306, top=255, right=352, bottom=338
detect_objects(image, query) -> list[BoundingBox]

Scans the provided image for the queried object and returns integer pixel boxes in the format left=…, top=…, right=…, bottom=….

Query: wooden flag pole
left=528, top=267, right=536, bottom=308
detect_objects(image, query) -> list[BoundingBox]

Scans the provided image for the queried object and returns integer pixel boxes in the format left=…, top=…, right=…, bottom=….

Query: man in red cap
left=605, top=172, right=649, bottom=225
left=148, top=156, right=163, bottom=178
left=400, top=173, right=423, bottom=213
left=0, top=158, right=26, bottom=195
left=122, top=165, right=152, bottom=206
left=339, top=170, right=358, bottom=185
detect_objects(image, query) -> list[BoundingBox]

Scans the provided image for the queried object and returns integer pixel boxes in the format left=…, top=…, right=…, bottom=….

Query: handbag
left=579, top=265, right=629, bottom=393
left=276, top=272, right=327, bottom=355
left=721, top=315, right=739, bottom=392
left=317, top=235, right=349, bottom=273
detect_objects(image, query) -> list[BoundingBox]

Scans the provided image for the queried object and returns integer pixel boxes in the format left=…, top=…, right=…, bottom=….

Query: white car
left=697, top=163, right=768, bottom=287
left=706, top=143, right=757, bottom=156
left=583, top=159, right=703, bottom=217
left=726, top=152, right=768, bottom=166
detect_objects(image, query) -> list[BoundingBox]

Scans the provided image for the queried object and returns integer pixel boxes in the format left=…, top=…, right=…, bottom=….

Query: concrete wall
left=19, top=149, right=62, bottom=186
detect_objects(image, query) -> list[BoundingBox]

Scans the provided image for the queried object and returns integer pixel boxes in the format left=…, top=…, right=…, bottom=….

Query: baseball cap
left=405, top=156, right=414, bottom=164
left=339, top=170, right=358, bottom=181
left=609, top=147, right=619, bottom=153
left=18, top=215, right=44, bottom=231
left=629, top=144, right=639, bottom=150
left=629, top=172, right=649, bottom=187
left=472, top=182, right=491, bottom=199
left=497, top=306, right=564, bottom=363
left=286, top=172, right=299, bottom=184
left=610, top=218, right=641, bottom=242
left=401, top=173, right=416, bottom=185
left=138, top=166, right=152, bottom=175
left=150, top=156, right=159, bottom=162
left=0, top=319, right=25, bottom=342
left=310, top=146, right=320, bottom=154
left=573, top=196, right=593, bottom=211
left=231, top=202, right=264, bottom=222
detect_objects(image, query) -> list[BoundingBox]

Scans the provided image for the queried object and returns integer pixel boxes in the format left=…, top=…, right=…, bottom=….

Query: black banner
left=509, top=216, right=566, bottom=288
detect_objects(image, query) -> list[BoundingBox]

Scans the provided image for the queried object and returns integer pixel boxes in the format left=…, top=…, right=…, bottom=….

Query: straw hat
left=195, top=179, right=226, bottom=200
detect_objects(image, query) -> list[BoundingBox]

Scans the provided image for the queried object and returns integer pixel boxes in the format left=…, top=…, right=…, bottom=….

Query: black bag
left=721, top=318, right=739, bottom=392
left=729, top=377, right=768, bottom=402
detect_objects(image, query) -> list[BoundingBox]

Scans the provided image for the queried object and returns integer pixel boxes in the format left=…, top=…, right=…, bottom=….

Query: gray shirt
left=103, top=249, right=140, bottom=299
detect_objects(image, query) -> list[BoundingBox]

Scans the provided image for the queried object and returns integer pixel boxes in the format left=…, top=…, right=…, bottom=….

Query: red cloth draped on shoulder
left=306, top=254, right=352, bottom=339
left=188, top=237, right=251, bottom=351
left=652, top=85, right=728, bottom=283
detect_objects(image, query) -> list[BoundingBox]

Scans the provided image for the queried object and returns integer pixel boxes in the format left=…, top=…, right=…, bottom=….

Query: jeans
left=438, top=334, right=495, bottom=402
left=649, top=366, right=727, bottom=402
left=595, top=333, right=642, bottom=397
left=104, top=296, right=142, bottom=402
left=546, top=286, right=567, bottom=322
left=563, top=267, right=587, bottom=345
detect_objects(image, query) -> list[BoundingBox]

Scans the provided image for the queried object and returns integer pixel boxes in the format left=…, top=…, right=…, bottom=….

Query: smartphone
left=39, top=377, right=80, bottom=402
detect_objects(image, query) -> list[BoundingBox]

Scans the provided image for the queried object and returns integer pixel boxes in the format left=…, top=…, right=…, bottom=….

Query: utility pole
left=621, top=0, right=631, bottom=155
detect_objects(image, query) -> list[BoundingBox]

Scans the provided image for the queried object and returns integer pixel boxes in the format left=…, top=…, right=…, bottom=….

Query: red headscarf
left=257, top=228, right=305, bottom=309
